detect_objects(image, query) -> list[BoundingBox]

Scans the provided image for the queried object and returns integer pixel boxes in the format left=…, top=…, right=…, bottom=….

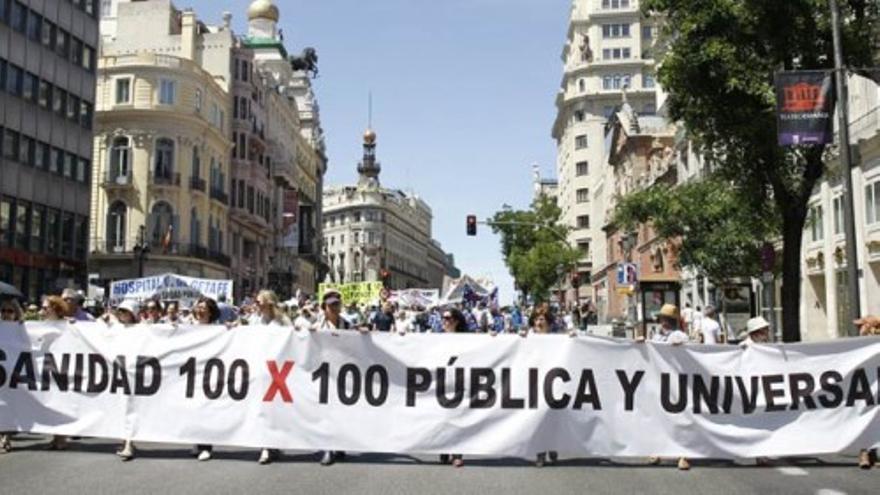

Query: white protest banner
left=109, top=274, right=233, bottom=304
left=389, top=289, right=440, bottom=308
left=0, top=322, right=878, bottom=458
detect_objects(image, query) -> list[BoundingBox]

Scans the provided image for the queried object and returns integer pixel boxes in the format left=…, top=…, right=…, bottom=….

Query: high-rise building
left=551, top=0, right=657, bottom=310
left=90, top=0, right=326, bottom=300
left=0, top=0, right=100, bottom=300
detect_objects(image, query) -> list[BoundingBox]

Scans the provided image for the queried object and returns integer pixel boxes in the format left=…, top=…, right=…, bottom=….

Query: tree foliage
left=491, top=196, right=581, bottom=303
left=641, top=0, right=879, bottom=341
left=612, top=178, right=778, bottom=285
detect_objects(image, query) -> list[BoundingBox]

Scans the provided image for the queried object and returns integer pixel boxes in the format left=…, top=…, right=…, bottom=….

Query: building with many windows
left=90, top=0, right=326, bottom=300
left=322, top=129, right=456, bottom=290
left=0, top=0, right=99, bottom=301
left=90, top=3, right=233, bottom=285
left=800, top=73, right=880, bottom=341
left=551, top=0, right=657, bottom=309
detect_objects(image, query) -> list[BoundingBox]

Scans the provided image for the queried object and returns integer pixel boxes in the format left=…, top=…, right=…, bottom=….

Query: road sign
left=616, top=263, right=638, bottom=285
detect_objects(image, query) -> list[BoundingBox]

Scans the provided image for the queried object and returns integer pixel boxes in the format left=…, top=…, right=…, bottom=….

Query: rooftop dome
left=364, top=128, right=377, bottom=144
left=247, top=0, right=279, bottom=22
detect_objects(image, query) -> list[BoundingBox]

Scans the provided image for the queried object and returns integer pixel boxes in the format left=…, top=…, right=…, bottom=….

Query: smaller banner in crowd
left=318, top=282, right=384, bottom=306
left=389, top=289, right=440, bottom=308
left=775, top=70, right=836, bottom=146
left=109, top=274, right=233, bottom=304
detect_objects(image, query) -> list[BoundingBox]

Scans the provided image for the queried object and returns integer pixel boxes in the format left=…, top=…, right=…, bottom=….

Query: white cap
left=117, top=299, right=140, bottom=316
left=746, top=316, right=770, bottom=334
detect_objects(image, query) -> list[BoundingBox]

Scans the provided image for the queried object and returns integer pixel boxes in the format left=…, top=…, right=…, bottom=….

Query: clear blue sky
left=186, top=0, right=572, bottom=302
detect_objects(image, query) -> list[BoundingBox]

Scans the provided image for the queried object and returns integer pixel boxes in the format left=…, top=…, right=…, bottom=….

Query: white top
left=700, top=318, right=722, bottom=344
left=651, top=328, right=689, bottom=345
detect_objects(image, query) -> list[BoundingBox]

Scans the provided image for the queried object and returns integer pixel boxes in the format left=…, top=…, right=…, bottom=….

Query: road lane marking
left=776, top=466, right=809, bottom=476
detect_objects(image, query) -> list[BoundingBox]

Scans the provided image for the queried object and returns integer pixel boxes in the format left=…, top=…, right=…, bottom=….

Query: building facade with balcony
left=552, top=0, right=658, bottom=309
left=0, top=0, right=99, bottom=301
left=90, top=2, right=233, bottom=284
left=322, top=130, right=454, bottom=290
left=238, top=0, right=328, bottom=299
left=90, top=1, right=327, bottom=299
left=800, top=72, right=880, bottom=341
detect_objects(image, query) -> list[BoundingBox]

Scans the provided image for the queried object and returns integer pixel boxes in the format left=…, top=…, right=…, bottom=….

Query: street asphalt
left=0, top=435, right=876, bottom=495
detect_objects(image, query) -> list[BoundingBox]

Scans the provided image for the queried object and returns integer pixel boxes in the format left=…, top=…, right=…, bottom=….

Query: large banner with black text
left=0, top=322, right=878, bottom=458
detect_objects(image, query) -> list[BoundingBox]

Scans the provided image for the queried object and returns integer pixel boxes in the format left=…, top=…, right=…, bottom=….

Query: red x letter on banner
left=263, top=360, right=295, bottom=403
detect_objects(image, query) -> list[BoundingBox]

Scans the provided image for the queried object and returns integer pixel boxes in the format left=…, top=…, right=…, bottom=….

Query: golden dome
left=363, top=128, right=377, bottom=144
left=247, top=0, right=279, bottom=22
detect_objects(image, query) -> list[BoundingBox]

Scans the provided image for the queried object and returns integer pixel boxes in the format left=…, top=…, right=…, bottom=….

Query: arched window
left=190, top=207, right=200, bottom=246
left=154, top=138, right=174, bottom=180
left=106, top=201, right=127, bottom=251
left=110, top=137, right=130, bottom=182
left=149, top=201, right=175, bottom=245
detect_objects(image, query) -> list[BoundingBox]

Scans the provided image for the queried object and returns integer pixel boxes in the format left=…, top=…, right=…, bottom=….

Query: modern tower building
left=551, top=0, right=658, bottom=312
left=0, top=0, right=100, bottom=300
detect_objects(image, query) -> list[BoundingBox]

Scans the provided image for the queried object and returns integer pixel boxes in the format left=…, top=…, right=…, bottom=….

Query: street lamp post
left=829, top=0, right=863, bottom=335
left=133, top=226, right=150, bottom=278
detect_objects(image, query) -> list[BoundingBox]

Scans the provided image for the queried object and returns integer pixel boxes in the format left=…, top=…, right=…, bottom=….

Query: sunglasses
left=1, top=308, right=15, bottom=314
left=442, top=315, right=452, bottom=320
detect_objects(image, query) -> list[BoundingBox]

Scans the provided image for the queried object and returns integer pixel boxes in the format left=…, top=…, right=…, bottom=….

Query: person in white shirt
left=699, top=305, right=723, bottom=345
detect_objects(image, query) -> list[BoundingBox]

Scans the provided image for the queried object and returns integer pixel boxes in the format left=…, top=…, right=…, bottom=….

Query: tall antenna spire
left=368, top=91, right=373, bottom=128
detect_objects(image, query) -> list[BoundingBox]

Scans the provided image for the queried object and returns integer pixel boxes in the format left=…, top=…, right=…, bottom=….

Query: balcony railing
left=152, top=173, right=181, bottom=187
left=102, top=172, right=133, bottom=187
left=190, top=176, right=206, bottom=192
left=210, top=188, right=229, bottom=204
left=91, top=238, right=231, bottom=267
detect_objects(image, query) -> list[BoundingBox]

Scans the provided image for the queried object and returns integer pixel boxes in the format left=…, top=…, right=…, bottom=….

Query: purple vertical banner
left=775, top=71, right=836, bottom=146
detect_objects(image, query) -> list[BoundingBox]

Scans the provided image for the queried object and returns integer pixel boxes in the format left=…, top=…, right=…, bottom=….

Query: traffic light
left=466, top=215, right=477, bottom=236
left=380, top=268, right=390, bottom=288
left=571, top=273, right=580, bottom=289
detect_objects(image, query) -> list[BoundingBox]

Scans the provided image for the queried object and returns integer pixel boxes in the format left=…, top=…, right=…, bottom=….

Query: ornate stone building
left=322, top=130, right=455, bottom=290
left=90, top=0, right=326, bottom=299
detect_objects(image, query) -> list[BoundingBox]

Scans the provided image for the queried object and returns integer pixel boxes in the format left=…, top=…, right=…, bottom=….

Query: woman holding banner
left=112, top=300, right=141, bottom=461
left=41, top=296, right=72, bottom=451
left=0, top=297, right=24, bottom=453
left=252, top=290, right=290, bottom=465
left=438, top=307, right=468, bottom=468
left=519, top=307, right=578, bottom=467
left=191, top=297, right=222, bottom=462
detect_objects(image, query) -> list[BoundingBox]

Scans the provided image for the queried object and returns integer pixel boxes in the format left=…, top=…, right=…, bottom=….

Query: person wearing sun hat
left=650, top=304, right=689, bottom=345
left=645, top=303, right=691, bottom=470
left=740, top=316, right=771, bottom=348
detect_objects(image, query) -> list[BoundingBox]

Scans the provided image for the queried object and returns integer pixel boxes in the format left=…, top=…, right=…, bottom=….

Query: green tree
left=612, top=177, right=778, bottom=286
left=642, top=0, right=879, bottom=341
left=491, top=196, right=580, bottom=303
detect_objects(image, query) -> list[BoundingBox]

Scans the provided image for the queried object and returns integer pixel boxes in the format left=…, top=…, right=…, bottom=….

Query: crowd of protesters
left=0, top=285, right=878, bottom=470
